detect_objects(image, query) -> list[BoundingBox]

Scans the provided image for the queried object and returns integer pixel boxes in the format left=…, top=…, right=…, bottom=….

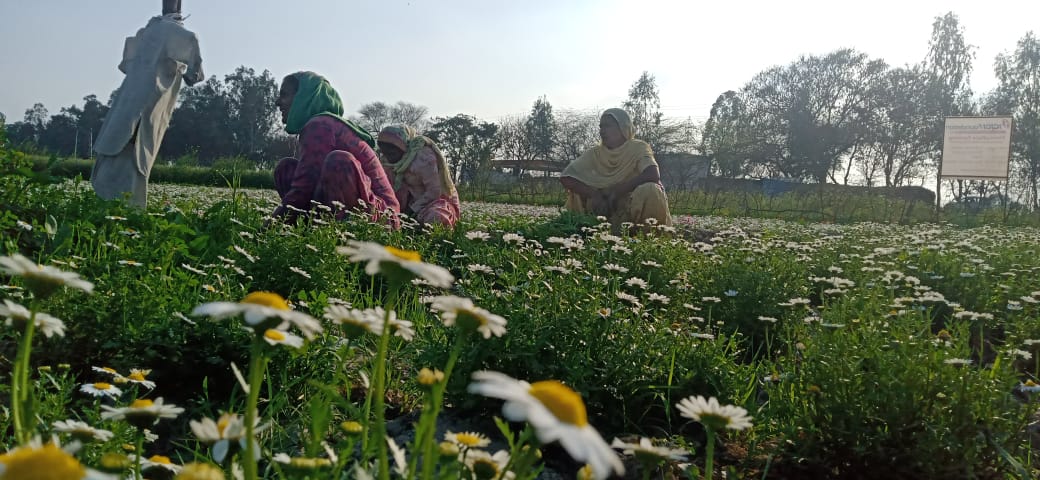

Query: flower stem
left=134, top=429, right=145, bottom=480
left=243, top=337, right=268, bottom=480
left=704, top=427, right=716, bottom=480
left=420, top=336, right=467, bottom=479
left=370, top=289, right=398, bottom=480
left=11, top=310, right=37, bottom=445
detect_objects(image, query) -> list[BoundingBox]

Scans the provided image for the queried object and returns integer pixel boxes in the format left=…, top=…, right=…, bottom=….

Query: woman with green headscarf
left=560, top=108, right=672, bottom=230
left=376, top=125, right=461, bottom=227
left=270, top=71, right=400, bottom=227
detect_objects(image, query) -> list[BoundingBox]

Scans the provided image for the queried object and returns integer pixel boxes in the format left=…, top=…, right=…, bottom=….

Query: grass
left=3, top=148, right=1040, bottom=478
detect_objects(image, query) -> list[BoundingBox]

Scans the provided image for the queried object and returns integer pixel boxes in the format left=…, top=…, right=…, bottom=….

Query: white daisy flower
left=131, top=454, right=182, bottom=475
left=190, top=412, right=257, bottom=463
left=0, top=299, right=66, bottom=338
left=502, top=233, right=525, bottom=245
left=323, top=305, right=383, bottom=338
left=702, top=296, right=721, bottom=303
left=444, top=430, right=491, bottom=449
left=233, top=245, right=257, bottom=263
left=377, top=307, right=415, bottom=341
left=647, top=293, right=670, bottom=305
left=181, top=264, right=207, bottom=275
left=91, top=366, right=121, bottom=378
left=386, top=437, right=408, bottom=477
left=463, top=449, right=514, bottom=480
left=101, top=398, right=184, bottom=428
left=289, top=266, right=311, bottom=279
left=675, top=395, right=753, bottom=431
left=0, top=438, right=108, bottom=480
left=757, top=316, right=778, bottom=323
left=616, top=292, right=641, bottom=306
left=51, top=419, right=114, bottom=442
left=191, top=292, right=323, bottom=339
left=624, top=277, right=649, bottom=290
left=80, top=382, right=123, bottom=399
left=1009, top=349, right=1033, bottom=360
left=465, top=231, right=491, bottom=241
left=337, top=241, right=454, bottom=288
left=0, top=253, right=94, bottom=297
left=603, top=264, right=629, bottom=274
left=430, top=296, right=507, bottom=339
left=125, top=369, right=156, bottom=390
left=467, top=264, right=495, bottom=275
left=467, top=371, right=624, bottom=480
left=1019, top=380, right=1040, bottom=393
left=611, top=437, right=688, bottom=462
left=263, top=328, right=305, bottom=349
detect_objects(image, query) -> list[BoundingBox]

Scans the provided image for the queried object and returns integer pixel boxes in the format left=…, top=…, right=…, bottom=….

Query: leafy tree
left=223, top=67, right=280, bottom=161
left=163, top=76, right=232, bottom=163
left=743, top=49, right=887, bottom=182
left=857, top=66, right=933, bottom=186
left=426, top=114, right=499, bottom=184
left=553, top=109, right=599, bottom=165
left=354, top=101, right=429, bottom=132
left=702, top=91, right=758, bottom=178
left=993, top=32, right=1040, bottom=209
left=624, top=71, right=664, bottom=149
left=22, top=103, right=49, bottom=144
left=525, top=96, right=556, bottom=176
left=924, top=12, right=976, bottom=201
left=496, top=115, right=536, bottom=177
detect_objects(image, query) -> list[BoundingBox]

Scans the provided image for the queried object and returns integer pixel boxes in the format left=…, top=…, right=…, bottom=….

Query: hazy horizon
left=1, top=1, right=1037, bottom=125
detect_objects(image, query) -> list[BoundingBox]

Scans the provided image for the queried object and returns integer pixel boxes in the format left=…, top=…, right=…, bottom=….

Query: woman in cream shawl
left=560, top=108, right=672, bottom=228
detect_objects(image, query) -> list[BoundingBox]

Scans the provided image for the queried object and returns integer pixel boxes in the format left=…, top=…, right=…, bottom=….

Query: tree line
left=702, top=13, right=1040, bottom=208
left=3, top=12, right=1038, bottom=207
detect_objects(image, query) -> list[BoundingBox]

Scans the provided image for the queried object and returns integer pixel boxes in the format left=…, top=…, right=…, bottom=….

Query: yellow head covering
left=561, top=108, right=656, bottom=190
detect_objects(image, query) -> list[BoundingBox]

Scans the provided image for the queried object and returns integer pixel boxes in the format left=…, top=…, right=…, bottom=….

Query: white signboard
left=940, top=116, right=1013, bottom=180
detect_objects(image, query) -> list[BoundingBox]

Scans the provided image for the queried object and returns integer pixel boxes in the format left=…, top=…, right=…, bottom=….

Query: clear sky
left=1, top=0, right=1037, bottom=125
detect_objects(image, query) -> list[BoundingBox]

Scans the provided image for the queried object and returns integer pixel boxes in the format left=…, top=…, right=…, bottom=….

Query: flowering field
left=2, top=175, right=1040, bottom=479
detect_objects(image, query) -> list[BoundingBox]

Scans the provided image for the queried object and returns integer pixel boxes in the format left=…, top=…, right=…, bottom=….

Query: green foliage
left=3, top=177, right=1040, bottom=477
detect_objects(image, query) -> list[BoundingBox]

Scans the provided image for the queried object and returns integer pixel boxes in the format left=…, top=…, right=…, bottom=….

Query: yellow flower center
left=131, top=399, right=155, bottom=408
left=417, top=368, right=444, bottom=386
left=0, top=443, right=86, bottom=480
left=129, top=372, right=147, bottom=382
left=241, top=292, right=289, bottom=310
left=93, top=382, right=113, bottom=390
left=149, top=455, right=173, bottom=464
left=100, top=452, right=131, bottom=470
left=528, top=380, right=588, bottom=426
left=577, top=465, right=595, bottom=480
left=340, top=421, right=364, bottom=435
left=264, top=329, right=286, bottom=342
left=455, top=432, right=485, bottom=447
left=217, top=414, right=233, bottom=436
left=1026, top=380, right=1039, bottom=387
left=177, top=462, right=226, bottom=480
left=102, top=367, right=118, bottom=374
left=384, top=246, right=421, bottom=262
